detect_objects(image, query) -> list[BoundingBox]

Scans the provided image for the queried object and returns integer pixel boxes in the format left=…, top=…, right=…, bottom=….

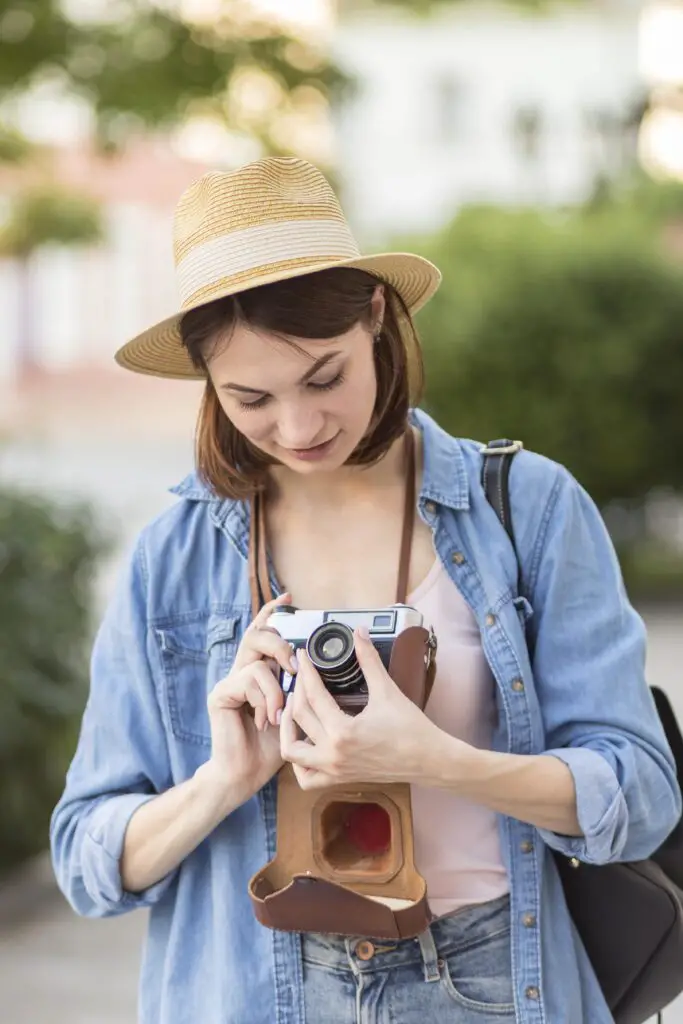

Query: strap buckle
left=480, top=440, right=524, bottom=456
left=424, top=628, right=438, bottom=669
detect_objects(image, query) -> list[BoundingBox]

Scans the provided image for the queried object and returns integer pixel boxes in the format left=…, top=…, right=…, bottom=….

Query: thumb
left=354, top=626, right=393, bottom=695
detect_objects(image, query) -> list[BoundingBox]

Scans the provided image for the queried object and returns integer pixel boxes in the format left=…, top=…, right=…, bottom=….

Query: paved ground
left=0, top=607, right=681, bottom=1023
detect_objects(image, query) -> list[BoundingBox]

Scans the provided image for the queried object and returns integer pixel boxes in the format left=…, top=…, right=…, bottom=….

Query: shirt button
left=525, top=986, right=540, bottom=1000
left=424, top=501, right=437, bottom=515
left=520, top=839, right=533, bottom=853
left=355, top=941, right=375, bottom=961
left=451, top=551, right=465, bottom=565
left=485, top=613, right=496, bottom=627
left=511, top=678, right=525, bottom=692
left=522, top=913, right=537, bottom=928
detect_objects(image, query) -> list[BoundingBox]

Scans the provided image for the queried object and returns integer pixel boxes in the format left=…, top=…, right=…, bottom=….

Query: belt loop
left=417, top=927, right=440, bottom=983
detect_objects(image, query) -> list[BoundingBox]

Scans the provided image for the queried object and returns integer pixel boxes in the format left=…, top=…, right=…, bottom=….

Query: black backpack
left=481, top=439, right=683, bottom=1024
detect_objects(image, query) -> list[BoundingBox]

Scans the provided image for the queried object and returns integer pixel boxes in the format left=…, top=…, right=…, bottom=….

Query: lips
left=293, top=439, right=333, bottom=453
left=285, top=433, right=339, bottom=461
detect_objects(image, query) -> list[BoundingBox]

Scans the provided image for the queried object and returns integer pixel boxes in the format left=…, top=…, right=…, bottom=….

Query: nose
left=276, top=399, right=325, bottom=450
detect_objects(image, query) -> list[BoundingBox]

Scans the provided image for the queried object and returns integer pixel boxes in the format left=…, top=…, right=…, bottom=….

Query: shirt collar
left=168, top=408, right=470, bottom=512
left=411, top=408, right=470, bottom=511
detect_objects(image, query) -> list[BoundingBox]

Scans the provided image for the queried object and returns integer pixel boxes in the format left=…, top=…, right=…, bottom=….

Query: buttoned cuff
left=81, top=794, right=175, bottom=911
left=537, top=748, right=628, bottom=865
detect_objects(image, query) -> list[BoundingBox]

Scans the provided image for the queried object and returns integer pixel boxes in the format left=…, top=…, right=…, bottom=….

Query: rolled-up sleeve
left=50, top=535, right=176, bottom=917
left=525, top=467, right=682, bottom=865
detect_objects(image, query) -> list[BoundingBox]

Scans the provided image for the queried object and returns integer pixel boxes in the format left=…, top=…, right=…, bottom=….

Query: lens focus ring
left=307, top=622, right=364, bottom=693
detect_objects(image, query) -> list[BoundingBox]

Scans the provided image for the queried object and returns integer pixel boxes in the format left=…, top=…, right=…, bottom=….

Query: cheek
left=218, top=400, right=273, bottom=441
left=347, top=372, right=377, bottom=418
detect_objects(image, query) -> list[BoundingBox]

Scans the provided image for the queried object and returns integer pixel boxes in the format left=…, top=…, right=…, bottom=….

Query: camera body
left=267, top=604, right=423, bottom=711
left=250, top=603, right=437, bottom=938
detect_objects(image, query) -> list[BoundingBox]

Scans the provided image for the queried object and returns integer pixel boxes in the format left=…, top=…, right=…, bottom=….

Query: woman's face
left=206, top=289, right=385, bottom=476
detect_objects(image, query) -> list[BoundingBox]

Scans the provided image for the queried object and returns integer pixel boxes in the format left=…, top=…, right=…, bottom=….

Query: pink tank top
left=408, top=558, right=510, bottom=918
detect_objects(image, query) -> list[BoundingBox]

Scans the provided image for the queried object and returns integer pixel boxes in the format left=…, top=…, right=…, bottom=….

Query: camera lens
left=307, top=622, right=364, bottom=693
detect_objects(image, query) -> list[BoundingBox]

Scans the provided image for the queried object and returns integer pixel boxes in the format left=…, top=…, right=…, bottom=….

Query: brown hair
left=180, top=267, right=424, bottom=500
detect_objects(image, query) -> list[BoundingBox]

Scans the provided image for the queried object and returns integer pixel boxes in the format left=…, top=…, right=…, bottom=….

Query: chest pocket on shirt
left=155, top=612, right=242, bottom=746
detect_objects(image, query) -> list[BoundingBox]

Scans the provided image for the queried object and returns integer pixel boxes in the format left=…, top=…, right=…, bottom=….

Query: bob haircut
left=179, top=267, right=424, bottom=500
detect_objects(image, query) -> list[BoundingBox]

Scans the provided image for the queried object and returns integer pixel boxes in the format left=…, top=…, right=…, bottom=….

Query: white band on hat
left=177, top=219, right=361, bottom=304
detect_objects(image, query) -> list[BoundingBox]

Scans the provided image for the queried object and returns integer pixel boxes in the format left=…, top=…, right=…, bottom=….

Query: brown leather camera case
left=248, top=624, right=436, bottom=939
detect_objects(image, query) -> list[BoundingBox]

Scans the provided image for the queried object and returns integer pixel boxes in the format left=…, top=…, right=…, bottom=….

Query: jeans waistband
left=300, top=893, right=511, bottom=980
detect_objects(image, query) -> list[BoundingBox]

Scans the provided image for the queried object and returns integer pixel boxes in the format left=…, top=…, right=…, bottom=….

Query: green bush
left=617, top=541, right=683, bottom=604
left=0, top=489, right=107, bottom=876
left=409, top=199, right=683, bottom=509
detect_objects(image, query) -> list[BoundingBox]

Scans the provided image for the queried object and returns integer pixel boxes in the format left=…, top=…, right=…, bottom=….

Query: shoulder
left=417, top=408, right=567, bottom=515
left=458, top=436, right=565, bottom=497
left=418, top=411, right=591, bottom=577
left=135, top=494, right=214, bottom=568
left=120, top=473, right=248, bottom=616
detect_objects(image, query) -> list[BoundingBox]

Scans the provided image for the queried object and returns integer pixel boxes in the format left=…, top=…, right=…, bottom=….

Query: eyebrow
left=220, top=351, right=342, bottom=395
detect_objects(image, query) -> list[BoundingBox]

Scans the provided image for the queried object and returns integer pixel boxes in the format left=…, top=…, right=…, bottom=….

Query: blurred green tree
left=409, top=193, right=683, bottom=509
left=0, top=1, right=347, bottom=154
left=0, top=489, right=108, bottom=875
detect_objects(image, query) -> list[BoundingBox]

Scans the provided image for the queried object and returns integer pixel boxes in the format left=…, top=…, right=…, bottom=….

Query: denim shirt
left=51, top=409, right=681, bottom=1024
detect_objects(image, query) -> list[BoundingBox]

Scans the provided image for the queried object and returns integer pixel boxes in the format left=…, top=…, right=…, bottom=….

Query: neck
left=267, top=430, right=412, bottom=509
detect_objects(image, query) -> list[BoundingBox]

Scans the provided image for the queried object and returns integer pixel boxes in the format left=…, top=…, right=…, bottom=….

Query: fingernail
left=276, top=709, right=283, bottom=725
left=289, top=654, right=299, bottom=673
left=357, top=625, right=370, bottom=641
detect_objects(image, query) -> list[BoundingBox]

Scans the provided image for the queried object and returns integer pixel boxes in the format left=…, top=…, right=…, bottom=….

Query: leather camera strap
left=248, top=428, right=417, bottom=619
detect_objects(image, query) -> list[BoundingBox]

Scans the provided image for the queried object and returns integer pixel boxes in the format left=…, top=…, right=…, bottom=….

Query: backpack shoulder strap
left=481, top=439, right=524, bottom=594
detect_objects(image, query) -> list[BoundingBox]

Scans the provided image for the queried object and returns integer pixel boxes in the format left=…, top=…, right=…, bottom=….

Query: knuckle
left=332, top=720, right=352, bottom=746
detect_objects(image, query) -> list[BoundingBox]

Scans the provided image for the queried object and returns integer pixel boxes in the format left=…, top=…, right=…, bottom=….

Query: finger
left=279, top=693, right=299, bottom=756
left=233, top=593, right=291, bottom=671
left=297, top=648, right=345, bottom=727
left=353, top=626, right=393, bottom=694
left=282, top=735, right=326, bottom=770
left=236, top=623, right=298, bottom=675
left=248, top=661, right=285, bottom=726
left=280, top=696, right=323, bottom=768
left=209, top=671, right=252, bottom=712
left=291, top=674, right=327, bottom=744
left=209, top=663, right=274, bottom=710
left=254, top=703, right=267, bottom=732
left=291, top=763, right=330, bottom=791
left=251, top=591, right=292, bottom=630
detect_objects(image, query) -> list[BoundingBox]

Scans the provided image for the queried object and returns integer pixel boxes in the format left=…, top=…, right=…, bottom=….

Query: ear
left=370, top=285, right=386, bottom=332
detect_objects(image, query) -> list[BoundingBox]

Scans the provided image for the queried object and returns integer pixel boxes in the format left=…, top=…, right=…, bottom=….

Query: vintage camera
left=267, top=604, right=426, bottom=713
left=250, top=603, right=437, bottom=938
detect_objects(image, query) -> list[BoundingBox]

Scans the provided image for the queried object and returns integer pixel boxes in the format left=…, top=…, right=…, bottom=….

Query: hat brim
left=114, top=252, right=442, bottom=380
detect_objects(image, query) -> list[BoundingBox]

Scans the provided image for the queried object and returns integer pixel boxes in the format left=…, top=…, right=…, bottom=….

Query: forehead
left=208, top=321, right=354, bottom=381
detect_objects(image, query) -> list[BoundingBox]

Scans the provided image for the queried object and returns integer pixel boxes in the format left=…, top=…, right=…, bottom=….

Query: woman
left=51, top=157, right=680, bottom=1024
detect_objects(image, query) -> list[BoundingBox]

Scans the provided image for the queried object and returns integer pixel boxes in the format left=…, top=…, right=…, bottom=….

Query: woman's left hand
left=280, top=626, right=452, bottom=790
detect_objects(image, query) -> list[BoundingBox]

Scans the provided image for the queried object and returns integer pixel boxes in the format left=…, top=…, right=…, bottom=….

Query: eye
left=237, top=394, right=270, bottom=411
left=308, top=372, right=345, bottom=392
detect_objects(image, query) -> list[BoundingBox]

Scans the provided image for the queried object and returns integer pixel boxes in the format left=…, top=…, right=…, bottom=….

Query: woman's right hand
left=202, top=593, right=298, bottom=803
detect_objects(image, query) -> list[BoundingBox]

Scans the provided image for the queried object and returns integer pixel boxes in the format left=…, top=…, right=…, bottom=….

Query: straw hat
left=115, top=157, right=442, bottom=379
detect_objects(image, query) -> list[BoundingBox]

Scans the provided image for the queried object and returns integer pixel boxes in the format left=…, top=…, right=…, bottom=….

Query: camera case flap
left=248, top=624, right=436, bottom=939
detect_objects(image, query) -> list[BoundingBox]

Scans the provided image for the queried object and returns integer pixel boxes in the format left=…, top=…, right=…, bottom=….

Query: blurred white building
left=0, top=139, right=208, bottom=387
left=333, top=2, right=646, bottom=238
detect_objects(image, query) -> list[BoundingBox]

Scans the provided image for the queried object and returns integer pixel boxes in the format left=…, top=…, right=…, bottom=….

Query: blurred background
left=0, top=0, right=682, bottom=1020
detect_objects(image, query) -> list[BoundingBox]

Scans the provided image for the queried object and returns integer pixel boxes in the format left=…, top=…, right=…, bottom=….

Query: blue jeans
left=302, top=893, right=515, bottom=1024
